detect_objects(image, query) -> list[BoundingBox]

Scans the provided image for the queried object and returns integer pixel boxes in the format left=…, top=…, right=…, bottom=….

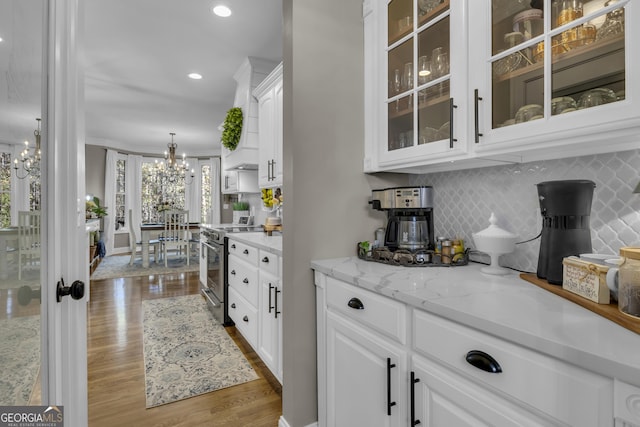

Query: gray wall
left=85, top=145, right=106, bottom=208
left=282, top=0, right=408, bottom=425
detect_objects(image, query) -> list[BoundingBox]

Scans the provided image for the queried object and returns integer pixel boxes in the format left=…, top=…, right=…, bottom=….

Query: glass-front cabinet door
left=364, top=0, right=468, bottom=172
left=469, top=0, right=638, bottom=156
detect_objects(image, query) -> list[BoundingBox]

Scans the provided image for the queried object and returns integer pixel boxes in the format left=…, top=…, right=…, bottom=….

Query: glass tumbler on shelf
left=403, top=62, right=414, bottom=91
left=392, top=68, right=402, bottom=94
left=433, top=52, right=449, bottom=79
left=597, top=0, right=625, bottom=41
left=418, top=56, right=432, bottom=85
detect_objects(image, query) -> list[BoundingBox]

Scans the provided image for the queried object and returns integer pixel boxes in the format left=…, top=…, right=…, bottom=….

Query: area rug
left=91, top=254, right=199, bottom=280
left=0, top=315, right=40, bottom=405
left=142, top=294, right=258, bottom=408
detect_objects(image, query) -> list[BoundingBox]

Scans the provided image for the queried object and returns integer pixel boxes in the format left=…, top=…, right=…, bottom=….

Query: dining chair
left=129, top=209, right=161, bottom=266
left=162, top=209, right=190, bottom=267
left=18, top=211, right=41, bottom=280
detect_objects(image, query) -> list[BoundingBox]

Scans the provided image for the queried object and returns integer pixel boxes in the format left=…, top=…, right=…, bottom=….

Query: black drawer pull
left=465, top=350, right=502, bottom=373
left=230, top=270, right=236, bottom=276
left=230, top=303, right=236, bottom=309
left=243, top=278, right=249, bottom=284
left=243, top=315, right=249, bottom=322
left=411, top=371, right=421, bottom=426
left=387, top=358, right=396, bottom=416
left=347, top=297, right=364, bottom=310
left=262, top=256, right=269, bottom=263
left=243, top=249, right=249, bottom=254
left=231, top=244, right=236, bottom=249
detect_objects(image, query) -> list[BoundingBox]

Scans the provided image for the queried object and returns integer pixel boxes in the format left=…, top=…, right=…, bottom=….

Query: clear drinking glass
left=403, top=62, right=413, bottom=91
left=418, top=56, right=431, bottom=85
left=433, top=52, right=448, bottom=78
left=393, top=69, right=402, bottom=94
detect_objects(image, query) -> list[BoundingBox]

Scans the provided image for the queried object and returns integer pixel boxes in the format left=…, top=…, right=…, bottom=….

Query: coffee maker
left=370, top=187, right=435, bottom=251
left=536, top=180, right=596, bottom=285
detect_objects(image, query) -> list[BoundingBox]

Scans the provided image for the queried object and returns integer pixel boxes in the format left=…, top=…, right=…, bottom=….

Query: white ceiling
left=0, top=0, right=283, bottom=158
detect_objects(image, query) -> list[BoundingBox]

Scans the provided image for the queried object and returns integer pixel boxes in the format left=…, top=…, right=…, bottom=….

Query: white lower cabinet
left=227, top=238, right=283, bottom=383
left=315, top=272, right=616, bottom=427
left=325, top=311, right=407, bottom=427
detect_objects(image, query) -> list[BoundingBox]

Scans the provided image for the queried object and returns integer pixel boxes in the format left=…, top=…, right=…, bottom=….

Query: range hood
left=222, top=57, right=278, bottom=171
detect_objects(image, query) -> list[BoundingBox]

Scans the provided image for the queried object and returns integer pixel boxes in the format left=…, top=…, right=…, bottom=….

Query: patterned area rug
left=91, top=254, right=199, bottom=280
left=142, top=294, right=258, bottom=408
left=0, top=316, right=40, bottom=405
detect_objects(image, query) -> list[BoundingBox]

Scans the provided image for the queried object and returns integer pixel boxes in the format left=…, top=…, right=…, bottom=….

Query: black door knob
left=56, top=278, right=85, bottom=303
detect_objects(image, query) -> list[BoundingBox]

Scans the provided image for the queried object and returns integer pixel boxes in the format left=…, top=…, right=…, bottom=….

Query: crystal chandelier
left=154, top=132, right=194, bottom=188
left=14, top=118, right=42, bottom=180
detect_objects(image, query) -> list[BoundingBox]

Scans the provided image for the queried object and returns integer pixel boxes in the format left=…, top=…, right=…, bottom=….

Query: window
left=115, top=158, right=126, bottom=229
left=201, top=163, right=211, bottom=223
left=141, top=160, right=186, bottom=222
left=0, top=152, right=10, bottom=228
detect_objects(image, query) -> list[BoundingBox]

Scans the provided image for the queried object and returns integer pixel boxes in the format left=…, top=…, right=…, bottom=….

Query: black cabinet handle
left=243, top=315, right=249, bottom=322
left=230, top=270, right=236, bottom=276
left=231, top=244, right=236, bottom=249
left=474, top=89, right=483, bottom=143
left=347, top=297, right=364, bottom=310
left=268, top=283, right=275, bottom=313
left=275, top=287, right=281, bottom=318
left=465, top=350, right=502, bottom=373
left=449, top=97, right=458, bottom=149
left=386, top=358, right=396, bottom=416
left=243, top=249, right=249, bottom=255
left=243, top=278, right=249, bottom=284
left=230, top=303, right=236, bottom=309
left=411, top=371, right=421, bottom=426
left=262, top=256, right=269, bottom=263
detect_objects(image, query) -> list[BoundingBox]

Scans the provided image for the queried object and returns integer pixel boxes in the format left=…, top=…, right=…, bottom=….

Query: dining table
left=140, top=222, right=200, bottom=268
left=0, top=227, right=18, bottom=280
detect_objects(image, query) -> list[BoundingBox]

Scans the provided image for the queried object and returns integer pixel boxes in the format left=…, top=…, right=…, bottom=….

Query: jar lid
left=620, top=247, right=640, bottom=261
left=474, top=213, right=518, bottom=239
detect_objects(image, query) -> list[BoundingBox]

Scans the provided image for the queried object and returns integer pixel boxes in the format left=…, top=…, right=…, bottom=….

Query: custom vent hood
left=222, top=57, right=278, bottom=171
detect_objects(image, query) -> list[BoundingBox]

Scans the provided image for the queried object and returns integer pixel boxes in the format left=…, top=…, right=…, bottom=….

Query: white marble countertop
left=311, top=256, right=640, bottom=386
left=227, top=232, right=282, bottom=256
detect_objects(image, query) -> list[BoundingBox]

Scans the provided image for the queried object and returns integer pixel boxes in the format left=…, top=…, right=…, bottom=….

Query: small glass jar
left=618, top=247, right=640, bottom=318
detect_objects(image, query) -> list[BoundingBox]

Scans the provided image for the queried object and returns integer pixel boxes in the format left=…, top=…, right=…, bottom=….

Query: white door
left=0, top=1, right=87, bottom=425
left=42, top=0, right=88, bottom=425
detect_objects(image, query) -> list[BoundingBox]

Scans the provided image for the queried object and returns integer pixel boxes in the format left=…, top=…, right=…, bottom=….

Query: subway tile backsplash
left=410, top=149, right=640, bottom=273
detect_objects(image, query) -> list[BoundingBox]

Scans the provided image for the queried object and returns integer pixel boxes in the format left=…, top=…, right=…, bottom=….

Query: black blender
left=536, top=180, right=596, bottom=285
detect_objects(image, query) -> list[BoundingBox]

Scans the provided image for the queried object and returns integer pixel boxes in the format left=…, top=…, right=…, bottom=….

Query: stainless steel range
left=200, top=228, right=228, bottom=325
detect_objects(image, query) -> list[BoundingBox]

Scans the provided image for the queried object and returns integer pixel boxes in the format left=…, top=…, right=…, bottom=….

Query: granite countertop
left=227, top=231, right=282, bottom=256
left=311, top=256, right=640, bottom=386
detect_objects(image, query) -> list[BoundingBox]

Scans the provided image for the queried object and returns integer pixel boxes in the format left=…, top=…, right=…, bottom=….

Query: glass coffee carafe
left=397, top=216, right=430, bottom=251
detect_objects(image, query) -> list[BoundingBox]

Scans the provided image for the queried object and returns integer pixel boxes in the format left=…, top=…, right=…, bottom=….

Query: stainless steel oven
left=201, top=229, right=229, bottom=324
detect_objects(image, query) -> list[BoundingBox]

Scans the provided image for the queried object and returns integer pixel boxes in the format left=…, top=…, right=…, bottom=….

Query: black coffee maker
left=536, top=180, right=596, bottom=285
left=370, top=187, right=435, bottom=252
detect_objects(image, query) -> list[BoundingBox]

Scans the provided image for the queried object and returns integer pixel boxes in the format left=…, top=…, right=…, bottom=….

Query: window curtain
left=9, top=144, right=29, bottom=225
left=103, top=149, right=117, bottom=255
left=126, top=155, right=143, bottom=238
left=211, top=157, right=221, bottom=225
left=185, top=157, right=200, bottom=223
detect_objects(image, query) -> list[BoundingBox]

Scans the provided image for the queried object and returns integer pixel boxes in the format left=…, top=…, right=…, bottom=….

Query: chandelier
left=154, top=132, right=194, bottom=187
left=14, top=118, right=42, bottom=180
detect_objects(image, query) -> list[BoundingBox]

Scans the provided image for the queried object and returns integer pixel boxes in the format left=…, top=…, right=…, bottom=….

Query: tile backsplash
left=410, top=149, right=640, bottom=273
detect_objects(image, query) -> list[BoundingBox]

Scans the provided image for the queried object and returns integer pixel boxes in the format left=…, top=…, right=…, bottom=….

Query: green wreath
left=221, top=107, right=243, bottom=151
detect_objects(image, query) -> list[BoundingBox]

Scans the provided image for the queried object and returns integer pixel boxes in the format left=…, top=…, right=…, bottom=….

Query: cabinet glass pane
left=417, top=15, right=450, bottom=143
left=388, top=95, right=415, bottom=150
left=551, top=3, right=625, bottom=115
left=388, top=0, right=413, bottom=46
left=388, top=39, right=414, bottom=98
left=490, top=0, right=625, bottom=129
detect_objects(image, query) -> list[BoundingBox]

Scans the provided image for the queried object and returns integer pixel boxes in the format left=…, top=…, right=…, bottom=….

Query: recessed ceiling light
left=188, top=73, right=203, bottom=80
left=212, top=5, right=232, bottom=17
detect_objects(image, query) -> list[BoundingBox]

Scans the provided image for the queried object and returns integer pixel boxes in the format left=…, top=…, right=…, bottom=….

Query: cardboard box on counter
left=562, top=256, right=610, bottom=304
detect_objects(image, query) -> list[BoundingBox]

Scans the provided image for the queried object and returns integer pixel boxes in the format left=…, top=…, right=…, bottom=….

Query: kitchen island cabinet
left=363, top=0, right=640, bottom=174
left=312, top=257, right=640, bottom=426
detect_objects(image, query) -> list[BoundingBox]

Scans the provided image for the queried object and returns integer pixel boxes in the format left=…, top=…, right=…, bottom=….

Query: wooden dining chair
left=18, top=211, right=41, bottom=280
left=162, top=209, right=190, bottom=267
left=129, top=209, right=161, bottom=265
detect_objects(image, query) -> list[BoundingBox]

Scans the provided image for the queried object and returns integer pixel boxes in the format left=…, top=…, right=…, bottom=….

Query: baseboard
left=278, top=415, right=318, bottom=427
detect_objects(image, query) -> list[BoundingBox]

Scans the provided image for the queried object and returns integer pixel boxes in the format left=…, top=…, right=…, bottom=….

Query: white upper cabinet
left=254, top=62, right=283, bottom=188
left=469, top=0, right=639, bottom=162
left=364, top=0, right=640, bottom=173
left=364, top=0, right=470, bottom=173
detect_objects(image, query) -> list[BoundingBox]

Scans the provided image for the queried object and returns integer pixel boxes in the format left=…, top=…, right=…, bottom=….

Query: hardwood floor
left=88, top=271, right=282, bottom=427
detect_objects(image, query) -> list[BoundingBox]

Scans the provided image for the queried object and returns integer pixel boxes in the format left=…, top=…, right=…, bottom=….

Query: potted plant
left=232, top=201, right=250, bottom=224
